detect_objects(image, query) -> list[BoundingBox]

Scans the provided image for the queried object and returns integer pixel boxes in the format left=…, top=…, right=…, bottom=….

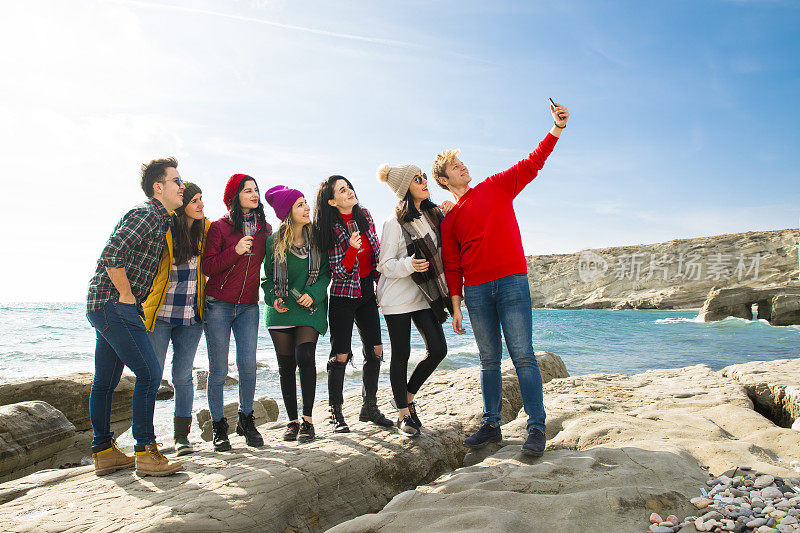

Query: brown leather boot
left=134, top=443, right=182, bottom=477
left=93, top=439, right=135, bottom=476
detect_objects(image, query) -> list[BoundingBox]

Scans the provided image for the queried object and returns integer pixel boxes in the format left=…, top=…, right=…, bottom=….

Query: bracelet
left=554, top=122, right=566, bottom=129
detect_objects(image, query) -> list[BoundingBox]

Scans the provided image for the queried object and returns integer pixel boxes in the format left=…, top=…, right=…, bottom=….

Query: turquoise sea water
left=1, top=303, right=798, bottom=443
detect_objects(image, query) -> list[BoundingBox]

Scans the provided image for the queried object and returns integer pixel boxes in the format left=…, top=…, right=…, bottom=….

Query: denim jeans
left=87, top=299, right=161, bottom=448
left=464, top=273, right=545, bottom=434
left=203, top=296, right=259, bottom=422
left=148, top=319, right=203, bottom=418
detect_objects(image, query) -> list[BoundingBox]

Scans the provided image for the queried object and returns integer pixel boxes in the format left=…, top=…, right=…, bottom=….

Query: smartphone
left=549, top=97, right=565, bottom=120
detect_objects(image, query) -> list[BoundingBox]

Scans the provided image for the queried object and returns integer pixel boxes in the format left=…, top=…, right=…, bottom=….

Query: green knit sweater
left=261, top=234, right=332, bottom=335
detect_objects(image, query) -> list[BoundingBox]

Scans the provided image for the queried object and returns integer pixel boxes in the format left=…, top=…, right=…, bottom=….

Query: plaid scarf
left=399, top=208, right=453, bottom=323
left=273, top=225, right=321, bottom=298
left=242, top=211, right=259, bottom=235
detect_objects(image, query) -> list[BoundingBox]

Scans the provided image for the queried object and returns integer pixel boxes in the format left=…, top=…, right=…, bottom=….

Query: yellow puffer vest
left=143, top=218, right=212, bottom=331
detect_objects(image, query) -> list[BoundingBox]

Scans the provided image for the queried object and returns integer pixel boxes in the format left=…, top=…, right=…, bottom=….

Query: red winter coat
left=203, top=215, right=271, bottom=304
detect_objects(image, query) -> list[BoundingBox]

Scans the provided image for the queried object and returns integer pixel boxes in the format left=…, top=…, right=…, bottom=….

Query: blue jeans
left=148, top=319, right=203, bottom=418
left=87, top=300, right=161, bottom=448
left=464, top=273, right=545, bottom=434
left=203, top=297, right=259, bottom=422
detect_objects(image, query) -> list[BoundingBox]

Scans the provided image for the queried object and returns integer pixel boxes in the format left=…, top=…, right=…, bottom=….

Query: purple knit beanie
left=264, top=185, right=304, bottom=221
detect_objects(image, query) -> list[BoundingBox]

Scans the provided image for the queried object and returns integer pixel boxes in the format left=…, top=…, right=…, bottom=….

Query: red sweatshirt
left=441, top=133, right=558, bottom=297
left=341, top=213, right=374, bottom=278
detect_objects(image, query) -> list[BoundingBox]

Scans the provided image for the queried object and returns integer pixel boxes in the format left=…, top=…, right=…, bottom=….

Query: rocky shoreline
left=1, top=353, right=799, bottom=532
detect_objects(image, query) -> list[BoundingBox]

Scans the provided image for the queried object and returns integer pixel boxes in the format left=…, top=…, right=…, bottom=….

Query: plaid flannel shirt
left=329, top=208, right=380, bottom=298
left=87, top=198, right=171, bottom=313
left=156, top=256, right=199, bottom=325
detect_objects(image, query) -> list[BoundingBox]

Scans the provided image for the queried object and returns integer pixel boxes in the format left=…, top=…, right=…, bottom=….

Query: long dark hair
left=229, top=176, right=267, bottom=235
left=396, top=189, right=438, bottom=224
left=313, top=175, right=369, bottom=253
left=172, top=214, right=206, bottom=265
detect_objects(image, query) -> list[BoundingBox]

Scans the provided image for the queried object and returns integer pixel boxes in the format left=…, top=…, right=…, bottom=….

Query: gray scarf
left=273, top=225, right=321, bottom=298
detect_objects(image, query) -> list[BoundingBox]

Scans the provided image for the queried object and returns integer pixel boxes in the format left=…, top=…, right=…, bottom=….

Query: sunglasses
left=160, top=177, right=184, bottom=186
left=412, top=173, right=427, bottom=184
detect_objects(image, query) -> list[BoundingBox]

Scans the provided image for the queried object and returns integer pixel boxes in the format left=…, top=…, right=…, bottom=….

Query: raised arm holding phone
left=433, top=101, right=569, bottom=458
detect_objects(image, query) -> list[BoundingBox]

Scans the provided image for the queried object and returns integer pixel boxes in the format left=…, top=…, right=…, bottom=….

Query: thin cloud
left=108, top=0, right=417, bottom=48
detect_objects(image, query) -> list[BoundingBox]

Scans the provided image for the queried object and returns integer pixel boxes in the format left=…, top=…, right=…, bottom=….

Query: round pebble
left=764, top=487, right=785, bottom=499
left=747, top=517, right=769, bottom=528
left=691, top=497, right=713, bottom=509
left=648, top=467, right=800, bottom=532
left=755, top=475, right=776, bottom=489
left=649, top=526, right=673, bottom=533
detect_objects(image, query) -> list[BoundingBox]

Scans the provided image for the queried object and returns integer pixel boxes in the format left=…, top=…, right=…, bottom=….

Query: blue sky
left=0, top=0, right=797, bottom=301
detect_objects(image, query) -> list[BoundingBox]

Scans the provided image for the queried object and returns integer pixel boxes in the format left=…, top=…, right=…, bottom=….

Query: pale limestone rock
left=0, top=356, right=552, bottom=532
left=699, top=286, right=763, bottom=321
left=0, top=402, right=75, bottom=483
left=771, top=293, right=800, bottom=326
left=698, top=285, right=800, bottom=324
left=0, top=372, right=135, bottom=431
left=332, top=359, right=800, bottom=532
left=722, top=358, right=800, bottom=428
left=255, top=396, right=280, bottom=422
left=528, top=228, right=798, bottom=309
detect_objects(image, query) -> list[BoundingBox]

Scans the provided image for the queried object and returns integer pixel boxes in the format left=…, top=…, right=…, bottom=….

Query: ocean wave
left=655, top=315, right=780, bottom=328
left=708, top=316, right=771, bottom=329
left=654, top=315, right=704, bottom=324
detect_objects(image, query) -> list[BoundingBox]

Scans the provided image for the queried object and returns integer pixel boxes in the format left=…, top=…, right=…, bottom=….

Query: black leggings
left=269, top=326, right=319, bottom=421
left=384, top=308, right=447, bottom=409
left=327, top=277, right=383, bottom=405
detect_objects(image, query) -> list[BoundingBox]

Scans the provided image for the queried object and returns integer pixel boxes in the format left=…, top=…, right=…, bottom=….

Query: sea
left=1, top=303, right=798, bottom=446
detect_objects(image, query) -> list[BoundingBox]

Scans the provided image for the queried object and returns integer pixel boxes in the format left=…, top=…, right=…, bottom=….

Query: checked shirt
left=87, top=198, right=171, bottom=313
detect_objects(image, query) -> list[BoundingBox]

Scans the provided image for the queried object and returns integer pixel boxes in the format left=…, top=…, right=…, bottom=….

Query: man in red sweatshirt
left=432, top=102, right=569, bottom=456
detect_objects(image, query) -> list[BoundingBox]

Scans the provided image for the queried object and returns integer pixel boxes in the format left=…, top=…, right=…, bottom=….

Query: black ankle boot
left=298, top=420, right=315, bottom=444
left=283, top=421, right=300, bottom=442
left=359, top=399, right=394, bottom=427
left=328, top=404, right=350, bottom=433
left=212, top=417, right=232, bottom=452
left=236, top=410, right=264, bottom=447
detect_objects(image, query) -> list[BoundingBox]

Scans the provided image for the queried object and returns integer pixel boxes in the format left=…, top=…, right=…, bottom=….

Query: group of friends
left=86, top=103, right=570, bottom=477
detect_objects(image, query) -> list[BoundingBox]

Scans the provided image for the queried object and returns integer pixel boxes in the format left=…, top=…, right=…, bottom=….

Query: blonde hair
left=273, top=213, right=312, bottom=262
left=431, top=149, right=460, bottom=191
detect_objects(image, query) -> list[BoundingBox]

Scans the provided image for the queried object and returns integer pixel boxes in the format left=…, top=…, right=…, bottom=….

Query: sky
left=0, top=0, right=798, bottom=301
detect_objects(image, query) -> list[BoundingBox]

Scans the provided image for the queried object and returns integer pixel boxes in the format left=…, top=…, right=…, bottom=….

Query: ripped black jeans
left=327, top=278, right=383, bottom=405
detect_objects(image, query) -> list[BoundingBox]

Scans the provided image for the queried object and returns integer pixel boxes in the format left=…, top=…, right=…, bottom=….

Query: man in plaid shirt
left=85, top=157, right=185, bottom=477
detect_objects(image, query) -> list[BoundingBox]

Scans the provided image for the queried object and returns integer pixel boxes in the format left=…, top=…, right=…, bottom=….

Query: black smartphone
left=550, top=97, right=565, bottom=120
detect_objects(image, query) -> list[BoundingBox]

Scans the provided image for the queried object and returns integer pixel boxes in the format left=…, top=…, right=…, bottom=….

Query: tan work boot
left=134, top=443, right=182, bottom=477
left=93, top=439, right=135, bottom=476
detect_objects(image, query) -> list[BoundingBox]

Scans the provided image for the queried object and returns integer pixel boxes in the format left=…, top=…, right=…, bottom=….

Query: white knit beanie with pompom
left=376, top=163, right=420, bottom=199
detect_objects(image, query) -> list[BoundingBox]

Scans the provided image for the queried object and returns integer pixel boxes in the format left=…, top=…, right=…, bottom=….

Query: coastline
left=2, top=352, right=799, bottom=532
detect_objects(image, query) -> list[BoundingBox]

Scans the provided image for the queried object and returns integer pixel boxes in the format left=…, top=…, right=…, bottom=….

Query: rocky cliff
left=527, top=228, right=799, bottom=310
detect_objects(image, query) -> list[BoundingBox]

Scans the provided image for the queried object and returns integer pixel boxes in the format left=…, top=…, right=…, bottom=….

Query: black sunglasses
left=413, top=173, right=427, bottom=184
